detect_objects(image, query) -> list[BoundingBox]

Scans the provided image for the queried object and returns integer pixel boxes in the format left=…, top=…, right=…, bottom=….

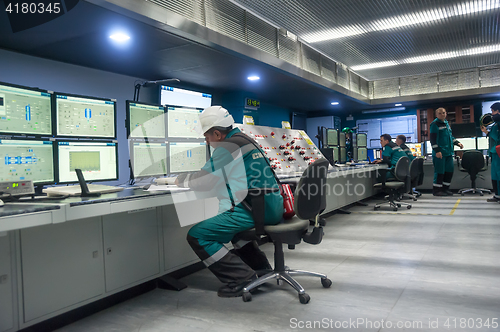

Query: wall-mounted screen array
left=0, top=82, right=52, bottom=135
left=57, top=141, right=118, bottom=183
left=160, top=86, right=212, bottom=109
left=130, top=142, right=167, bottom=178
left=0, top=139, right=55, bottom=185
left=126, top=101, right=166, bottom=139
left=56, top=94, right=116, bottom=138
left=326, top=129, right=338, bottom=146
left=167, top=107, right=202, bottom=138
left=169, top=142, right=207, bottom=173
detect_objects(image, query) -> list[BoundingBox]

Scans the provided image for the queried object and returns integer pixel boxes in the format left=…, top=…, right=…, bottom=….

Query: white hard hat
left=199, top=106, right=234, bottom=135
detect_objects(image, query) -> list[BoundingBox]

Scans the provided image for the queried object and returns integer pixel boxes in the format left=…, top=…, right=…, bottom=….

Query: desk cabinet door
left=102, top=208, right=160, bottom=292
left=0, top=234, right=14, bottom=332
left=21, top=218, right=104, bottom=323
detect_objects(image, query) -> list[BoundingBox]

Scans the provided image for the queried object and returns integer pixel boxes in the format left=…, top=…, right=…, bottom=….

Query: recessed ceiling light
left=247, top=76, right=260, bottom=81
left=109, top=33, right=130, bottom=42
left=395, top=103, right=402, bottom=106
left=351, top=61, right=398, bottom=71
left=331, top=102, right=340, bottom=105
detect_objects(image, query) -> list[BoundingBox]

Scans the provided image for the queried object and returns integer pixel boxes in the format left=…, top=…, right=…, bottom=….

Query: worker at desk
left=373, top=134, right=407, bottom=179
left=175, top=106, right=283, bottom=297
left=430, top=107, right=463, bottom=196
left=481, top=102, right=500, bottom=202
left=396, top=135, right=415, bottom=162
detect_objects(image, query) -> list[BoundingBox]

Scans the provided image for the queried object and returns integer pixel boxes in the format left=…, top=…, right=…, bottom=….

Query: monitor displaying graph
left=326, top=129, right=338, bottom=146
left=56, top=93, right=116, bottom=138
left=167, top=106, right=202, bottom=138
left=57, top=141, right=117, bottom=183
left=131, top=142, right=167, bottom=178
left=0, top=82, right=52, bottom=135
left=169, top=142, right=207, bottom=173
left=0, top=139, right=54, bottom=184
left=126, top=101, right=165, bottom=138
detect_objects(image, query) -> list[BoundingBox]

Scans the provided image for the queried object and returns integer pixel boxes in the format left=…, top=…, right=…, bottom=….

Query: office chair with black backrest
left=414, top=158, right=424, bottom=197
left=401, top=158, right=421, bottom=201
left=458, top=150, right=491, bottom=196
left=236, top=158, right=332, bottom=304
left=373, top=156, right=412, bottom=211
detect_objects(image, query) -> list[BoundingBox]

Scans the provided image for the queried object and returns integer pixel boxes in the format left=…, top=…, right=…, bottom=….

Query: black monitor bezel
left=54, top=91, right=117, bottom=139
left=0, top=81, right=54, bottom=137
left=56, top=139, right=119, bottom=184
left=129, top=139, right=168, bottom=179
left=0, top=137, right=57, bottom=186
left=125, top=100, right=166, bottom=139
left=167, top=141, right=208, bottom=175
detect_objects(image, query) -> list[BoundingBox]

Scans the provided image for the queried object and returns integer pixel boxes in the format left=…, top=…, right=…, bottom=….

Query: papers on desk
left=146, top=185, right=190, bottom=192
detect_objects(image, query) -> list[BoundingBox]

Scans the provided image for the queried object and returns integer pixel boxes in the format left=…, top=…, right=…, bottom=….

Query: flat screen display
left=406, top=143, right=423, bottom=157
left=56, top=94, right=116, bottom=138
left=0, top=82, right=52, bottom=135
left=127, top=101, right=165, bottom=138
left=57, top=141, right=118, bottom=183
left=356, top=133, right=367, bottom=147
left=0, top=139, right=54, bottom=184
left=326, top=129, right=338, bottom=146
left=169, top=142, right=207, bottom=173
left=339, top=132, right=346, bottom=147
left=454, top=137, right=476, bottom=151
left=161, top=86, right=212, bottom=109
left=477, top=137, right=489, bottom=150
left=167, top=106, right=202, bottom=138
left=131, top=142, right=167, bottom=178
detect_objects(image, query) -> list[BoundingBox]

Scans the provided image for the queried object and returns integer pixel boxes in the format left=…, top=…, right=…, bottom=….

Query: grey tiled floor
left=56, top=194, right=500, bottom=332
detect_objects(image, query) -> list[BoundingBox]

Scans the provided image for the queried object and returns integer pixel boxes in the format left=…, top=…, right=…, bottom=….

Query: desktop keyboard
left=43, top=184, right=124, bottom=197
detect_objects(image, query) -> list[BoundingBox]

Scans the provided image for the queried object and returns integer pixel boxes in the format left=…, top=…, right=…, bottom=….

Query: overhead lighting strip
left=302, top=0, right=500, bottom=43
left=351, top=44, right=500, bottom=71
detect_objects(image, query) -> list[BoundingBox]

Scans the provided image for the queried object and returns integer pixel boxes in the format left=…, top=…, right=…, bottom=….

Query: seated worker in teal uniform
left=481, top=102, right=500, bottom=203
left=430, top=107, right=463, bottom=196
left=395, top=135, right=415, bottom=162
left=373, top=134, right=407, bottom=179
left=175, top=106, right=283, bottom=298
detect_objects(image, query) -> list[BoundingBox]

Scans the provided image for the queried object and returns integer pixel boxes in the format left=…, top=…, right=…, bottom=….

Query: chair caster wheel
left=299, top=293, right=310, bottom=304
left=242, top=292, right=252, bottom=302
left=461, top=193, right=464, bottom=196
left=277, top=279, right=283, bottom=286
left=397, top=204, right=401, bottom=207
left=480, top=193, right=484, bottom=196
left=393, top=208, right=398, bottom=211
left=413, top=198, right=417, bottom=201
left=407, top=205, right=412, bottom=209
left=321, top=278, right=332, bottom=288
left=374, top=206, right=380, bottom=210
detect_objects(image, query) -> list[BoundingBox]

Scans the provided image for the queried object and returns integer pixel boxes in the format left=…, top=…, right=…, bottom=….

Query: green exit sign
left=245, top=98, right=260, bottom=109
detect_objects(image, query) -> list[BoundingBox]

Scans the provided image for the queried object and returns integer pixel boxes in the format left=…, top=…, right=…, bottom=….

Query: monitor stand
left=34, top=185, right=46, bottom=196
left=75, top=169, right=101, bottom=197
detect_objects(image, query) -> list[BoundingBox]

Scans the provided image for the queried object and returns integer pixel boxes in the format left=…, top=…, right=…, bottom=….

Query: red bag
left=496, top=145, right=500, bottom=158
left=281, top=184, right=295, bottom=219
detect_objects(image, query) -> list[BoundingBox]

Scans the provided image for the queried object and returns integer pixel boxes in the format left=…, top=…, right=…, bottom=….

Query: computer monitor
left=57, top=141, right=118, bottom=183
left=167, top=106, right=203, bottom=138
left=339, top=132, right=346, bottom=147
left=130, top=141, right=167, bottom=178
left=354, top=147, right=368, bottom=161
left=356, top=133, right=367, bottom=147
left=126, top=101, right=165, bottom=139
left=406, top=143, right=423, bottom=157
left=55, top=93, right=116, bottom=138
left=0, top=139, right=55, bottom=185
left=160, top=86, right=212, bottom=109
left=326, top=129, right=338, bottom=146
left=0, top=82, right=52, bottom=136
left=425, top=141, right=432, bottom=155
left=477, top=137, right=489, bottom=150
left=455, top=137, right=476, bottom=151
left=332, top=147, right=340, bottom=163
left=339, top=147, right=347, bottom=163
left=169, top=142, right=207, bottom=173
left=450, top=123, right=476, bottom=138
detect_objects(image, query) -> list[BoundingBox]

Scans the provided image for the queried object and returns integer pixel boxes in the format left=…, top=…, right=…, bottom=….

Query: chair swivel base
left=374, top=195, right=412, bottom=211
left=459, top=188, right=491, bottom=196
left=241, top=268, right=331, bottom=304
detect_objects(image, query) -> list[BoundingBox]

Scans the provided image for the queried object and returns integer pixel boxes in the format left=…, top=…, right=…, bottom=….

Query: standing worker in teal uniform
left=373, top=134, right=407, bottom=178
left=175, top=106, right=283, bottom=297
left=481, top=102, right=500, bottom=202
left=396, top=135, right=415, bottom=162
left=342, top=127, right=353, bottom=160
left=429, top=107, right=463, bottom=196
